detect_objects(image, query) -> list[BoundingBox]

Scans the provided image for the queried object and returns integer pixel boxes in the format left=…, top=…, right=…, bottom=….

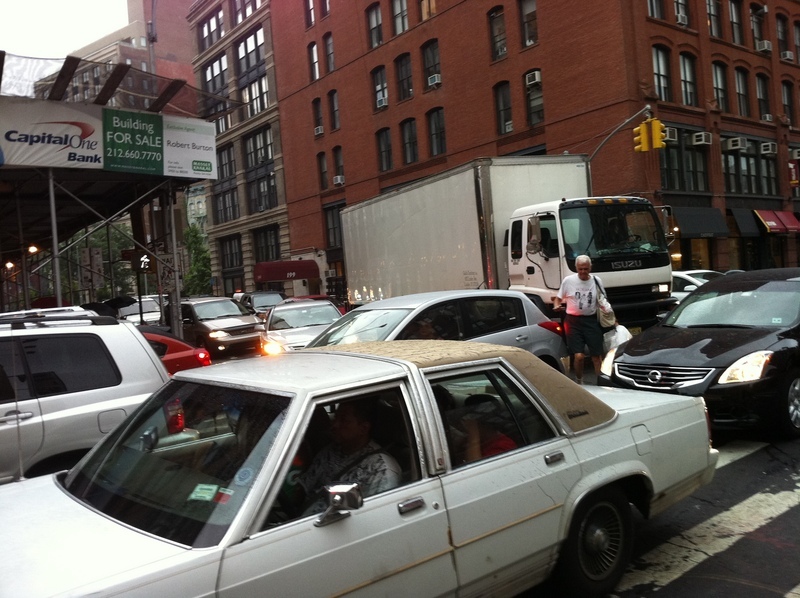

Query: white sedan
left=1, top=341, right=718, bottom=598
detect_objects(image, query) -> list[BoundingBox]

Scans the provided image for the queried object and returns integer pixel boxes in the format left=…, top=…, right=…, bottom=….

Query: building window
left=723, top=140, right=777, bottom=195
left=735, top=68, right=750, bottom=116
left=679, top=53, right=697, bottom=107
left=328, top=90, right=340, bottom=129
left=648, top=0, right=664, bottom=18
left=312, top=98, right=323, bottom=130
left=333, top=146, right=344, bottom=177
left=220, top=236, right=243, bottom=270
left=377, top=128, right=393, bottom=171
left=525, top=70, right=544, bottom=125
left=318, top=152, right=328, bottom=190
left=495, top=82, right=512, bottom=134
left=422, top=40, right=440, bottom=88
left=244, top=127, right=273, bottom=165
left=653, top=45, right=672, bottom=102
left=729, top=0, right=743, bottom=44
left=520, top=0, right=537, bottom=46
left=214, top=145, right=238, bottom=225
left=199, top=8, right=224, bottom=52
left=242, top=75, right=269, bottom=118
left=325, top=203, right=344, bottom=248
left=308, top=43, right=320, bottom=81
left=794, top=22, right=800, bottom=63
left=777, top=15, right=789, bottom=54
left=367, top=4, right=383, bottom=48
left=489, top=7, right=507, bottom=60
left=395, top=53, right=413, bottom=100
left=749, top=3, right=765, bottom=46
left=305, top=0, right=315, bottom=27
left=756, top=74, right=770, bottom=117
left=321, top=0, right=330, bottom=17
left=247, top=173, right=277, bottom=213
left=393, top=0, right=409, bottom=35
left=373, top=66, right=388, bottom=108
left=254, top=225, right=280, bottom=263
left=420, top=0, right=436, bottom=20
left=237, top=28, right=264, bottom=74
left=712, top=61, right=729, bottom=112
left=217, top=145, right=235, bottom=180
left=324, top=33, right=335, bottom=72
left=234, top=0, right=263, bottom=25
left=245, top=128, right=276, bottom=213
left=214, top=189, right=239, bottom=225
left=203, top=54, right=228, bottom=95
left=782, top=81, right=794, bottom=124
left=707, top=0, right=721, bottom=37
left=674, top=0, right=688, bottom=24
left=428, top=107, right=446, bottom=156
left=659, top=129, right=708, bottom=191
left=401, top=118, right=418, bottom=164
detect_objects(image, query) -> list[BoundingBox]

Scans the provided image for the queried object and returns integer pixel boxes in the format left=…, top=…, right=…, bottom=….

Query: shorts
left=564, top=314, right=605, bottom=356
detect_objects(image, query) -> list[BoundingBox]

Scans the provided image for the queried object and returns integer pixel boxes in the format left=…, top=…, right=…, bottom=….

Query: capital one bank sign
left=0, top=96, right=217, bottom=179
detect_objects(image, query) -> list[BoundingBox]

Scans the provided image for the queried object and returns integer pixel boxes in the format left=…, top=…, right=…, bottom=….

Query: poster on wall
left=0, top=96, right=217, bottom=179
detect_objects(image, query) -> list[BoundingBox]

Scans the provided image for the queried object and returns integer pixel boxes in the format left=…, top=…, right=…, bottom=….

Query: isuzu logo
left=611, top=259, right=642, bottom=270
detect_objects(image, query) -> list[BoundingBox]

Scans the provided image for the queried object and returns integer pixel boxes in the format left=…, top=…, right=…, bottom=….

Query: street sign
left=157, top=254, right=177, bottom=292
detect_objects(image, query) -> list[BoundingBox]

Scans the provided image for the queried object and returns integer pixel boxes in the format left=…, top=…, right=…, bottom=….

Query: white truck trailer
left=341, top=155, right=673, bottom=331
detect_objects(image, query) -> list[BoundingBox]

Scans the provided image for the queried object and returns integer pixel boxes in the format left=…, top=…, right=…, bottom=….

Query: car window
left=269, top=304, right=341, bottom=330
left=20, top=335, right=121, bottom=396
left=0, top=339, right=31, bottom=404
left=194, top=300, right=250, bottom=320
left=463, top=297, right=523, bottom=337
left=308, top=308, right=412, bottom=345
left=266, top=387, right=418, bottom=527
left=429, top=369, right=555, bottom=467
left=251, top=294, right=284, bottom=309
left=398, top=301, right=462, bottom=340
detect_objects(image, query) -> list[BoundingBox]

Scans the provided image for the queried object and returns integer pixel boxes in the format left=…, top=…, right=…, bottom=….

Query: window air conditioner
left=760, top=142, right=778, bottom=155
left=761, top=113, right=774, bottom=122
left=692, top=131, right=712, bottom=145
left=724, top=136, right=747, bottom=151
left=756, top=39, right=772, bottom=53
left=525, top=71, right=541, bottom=86
left=781, top=50, right=795, bottom=61
left=376, top=97, right=388, bottom=108
left=323, top=269, right=337, bottom=278
left=792, top=148, right=800, bottom=160
left=333, top=175, right=345, bottom=186
left=427, top=73, right=441, bottom=86
left=676, top=13, right=688, bottom=25
left=503, top=121, right=513, bottom=133
left=314, top=125, right=324, bottom=135
left=664, top=127, right=678, bottom=142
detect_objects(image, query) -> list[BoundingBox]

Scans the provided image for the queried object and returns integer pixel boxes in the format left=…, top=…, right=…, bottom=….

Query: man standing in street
left=553, top=255, right=605, bottom=385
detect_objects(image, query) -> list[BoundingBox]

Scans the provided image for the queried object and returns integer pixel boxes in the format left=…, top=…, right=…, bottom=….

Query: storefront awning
left=754, top=210, right=800, bottom=233
left=730, top=208, right=761, bottom=237
left=671, top=207, right=730, bottom=238
left=254, top=259, right=320, bottom=282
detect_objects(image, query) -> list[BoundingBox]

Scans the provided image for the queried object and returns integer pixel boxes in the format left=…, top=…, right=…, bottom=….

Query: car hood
left=617, top=325, right=780, bottom=367
left=203, top=316, right=259, bottom=328
left=0, top=475, right=198, bottom=597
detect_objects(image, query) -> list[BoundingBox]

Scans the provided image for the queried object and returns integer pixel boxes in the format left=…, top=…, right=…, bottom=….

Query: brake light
left=164, top=398, right=185, bottom=434
left=538, top=320, right=563, bottom=336
left=195, top=348, right=212, bottom=367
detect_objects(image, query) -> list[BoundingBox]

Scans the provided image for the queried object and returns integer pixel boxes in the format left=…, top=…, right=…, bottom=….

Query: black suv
left=180, top=296, right=265, bottom=356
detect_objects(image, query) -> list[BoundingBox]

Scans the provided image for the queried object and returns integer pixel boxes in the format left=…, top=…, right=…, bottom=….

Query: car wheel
left=772, top=368, right=800, bottom=439
left=553, top=486, right=633, bottom=597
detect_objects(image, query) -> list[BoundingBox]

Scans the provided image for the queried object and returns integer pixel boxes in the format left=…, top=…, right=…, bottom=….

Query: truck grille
left=228, top=325, right=259, bottom=336
left=614, top=363, right=714, bottom=389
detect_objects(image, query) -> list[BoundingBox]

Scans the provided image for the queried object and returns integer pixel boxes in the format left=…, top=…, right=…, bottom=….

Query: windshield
left=64, top=380, right=291, bottom=548
left=664, top=281, right=800, bottom=328
left=194, top=300, right=251, bottom=320
left=252, top=294, right=284, bottom=309
left=560, top=203, right=667, bottom=259
left=268, top=303, right=341, bottom=330
left=306, top=308, right=412, bottom=346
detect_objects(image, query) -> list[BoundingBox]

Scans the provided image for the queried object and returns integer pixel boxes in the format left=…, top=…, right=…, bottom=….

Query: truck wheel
left=553, top=486, right=633, bottom=597
left=771, top=368, right=800, bottom=439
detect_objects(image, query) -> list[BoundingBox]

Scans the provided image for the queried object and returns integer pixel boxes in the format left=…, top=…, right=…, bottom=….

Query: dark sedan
left=599, top=268, right=800, bottom=438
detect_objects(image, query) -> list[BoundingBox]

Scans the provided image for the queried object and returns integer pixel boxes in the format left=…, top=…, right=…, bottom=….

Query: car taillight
left=195, top=348, right=212, bottom=367
left=164, top=398, right=185, bottom=434
left=538, top=320, right=563, bottom=336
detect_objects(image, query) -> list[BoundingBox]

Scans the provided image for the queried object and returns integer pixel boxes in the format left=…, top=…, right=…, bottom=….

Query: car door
left=429, top=366, right=581, bottom=594
left=463, top=295, right=540, bottom=352
left=217, top=383, right=457, bottom=597
left=0, top=337, right=42, bottom=483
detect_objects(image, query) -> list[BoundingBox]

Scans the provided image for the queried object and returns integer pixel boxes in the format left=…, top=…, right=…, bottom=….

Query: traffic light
left=633, top=120, right=650, bottom=152
left=651, top=118, right=666, bottom=150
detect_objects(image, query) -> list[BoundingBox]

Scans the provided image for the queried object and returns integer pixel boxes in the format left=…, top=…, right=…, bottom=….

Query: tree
left=182, top=224, right=212, bottom=296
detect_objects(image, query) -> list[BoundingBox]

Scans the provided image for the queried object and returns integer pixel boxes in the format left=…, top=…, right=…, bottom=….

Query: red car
left=138, top=325, right=212, bottom=375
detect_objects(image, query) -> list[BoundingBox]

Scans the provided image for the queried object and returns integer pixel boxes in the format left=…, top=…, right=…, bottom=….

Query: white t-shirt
left=557, top=274, right=600, bottom=316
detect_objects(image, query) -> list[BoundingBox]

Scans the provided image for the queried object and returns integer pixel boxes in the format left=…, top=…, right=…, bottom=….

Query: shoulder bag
left=594, top=276, right=616, bottom=329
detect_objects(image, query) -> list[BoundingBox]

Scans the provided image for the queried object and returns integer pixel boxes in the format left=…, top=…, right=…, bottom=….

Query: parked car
left=600, top=268, right=800, bottom=438
left=307, top=289, right=568, bottom=372
left=0, top=311, right=169, bottom=484
left=0, top=340, right=718, bottom=597
left=138, top=325, right=212, bottom=375
left=671, top=270, right=723, bottom=302
left=261, top=299, right=342, bottom=354
left=178, top=296, right=265, bottom=356
left=118, top=296, right=163, bottom=324
left=238, top=291, right=287, bottom=316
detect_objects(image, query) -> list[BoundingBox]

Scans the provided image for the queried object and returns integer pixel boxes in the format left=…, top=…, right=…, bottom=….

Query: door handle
left=544, top=451, right=564, bottom=465
left=0, top=411, right=34, bottom=424
left=515, top=335, right=529, bottom=342
left=398, top=496, right=425, bottom=514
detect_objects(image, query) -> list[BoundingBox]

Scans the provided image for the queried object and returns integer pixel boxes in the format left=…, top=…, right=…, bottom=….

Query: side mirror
left=684, top=284, right=698, bottom=292
left=314, top=482, right=363, bottom=527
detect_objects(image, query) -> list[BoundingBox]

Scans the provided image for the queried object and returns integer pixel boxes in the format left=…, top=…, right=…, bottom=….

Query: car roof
left=175, top=340, right=615, bottom=433
left=352, top=289, right=531, bottom=310
left=698, top=267, right=800, bottom=290
left=272, top=300, right=336, bottom=312
left=181, top=296, right=234, bottom=304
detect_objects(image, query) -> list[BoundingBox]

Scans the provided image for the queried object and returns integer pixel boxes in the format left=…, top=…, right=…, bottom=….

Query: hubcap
left=579, top=503, right=623, bottom=579
left=788, top=378, right=800, bottom=429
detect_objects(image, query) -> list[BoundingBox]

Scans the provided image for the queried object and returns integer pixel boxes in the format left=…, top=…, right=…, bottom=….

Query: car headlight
left=600, top=347, right=617, bottom=376
left=718, top=351, right=773, bottom=384
left=209, top=330, right=231, bottom=340
left=262, top=339, right=286, bottom=356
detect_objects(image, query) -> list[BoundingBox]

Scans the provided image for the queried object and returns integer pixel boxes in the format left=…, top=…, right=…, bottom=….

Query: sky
left=2, top=0, right=129, bottom=59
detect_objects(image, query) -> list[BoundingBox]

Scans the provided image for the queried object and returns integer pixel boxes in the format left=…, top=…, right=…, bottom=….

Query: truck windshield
left=559, top=203, right=667, bottom=260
